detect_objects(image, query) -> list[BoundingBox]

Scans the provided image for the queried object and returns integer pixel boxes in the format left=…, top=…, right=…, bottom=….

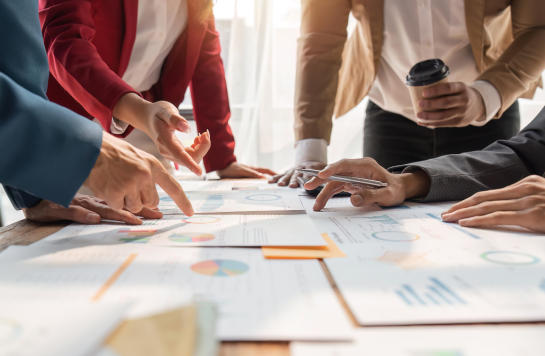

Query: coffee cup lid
left=406, top=59, right=450, bottom=86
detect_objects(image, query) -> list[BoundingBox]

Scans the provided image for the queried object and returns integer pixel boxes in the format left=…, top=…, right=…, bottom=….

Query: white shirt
left=295, top=0, right=502, bottom=166
left=111, top=0, right=188, bottom=134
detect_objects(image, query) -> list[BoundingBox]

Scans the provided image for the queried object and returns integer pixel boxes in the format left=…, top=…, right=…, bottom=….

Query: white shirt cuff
left=294, top=138, right=328, bottom=166
left=469, top=80, right=502, bottom=127
left=110, top=117, right=130, bottom=135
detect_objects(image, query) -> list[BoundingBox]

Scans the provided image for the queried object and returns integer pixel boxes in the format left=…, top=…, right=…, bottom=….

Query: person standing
left=270, top=0, right=545, bottom=187
left=39, top=0, right=275, bottom=178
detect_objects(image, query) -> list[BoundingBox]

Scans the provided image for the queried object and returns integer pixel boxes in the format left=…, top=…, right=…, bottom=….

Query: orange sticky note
left=262, top=233, right=346, bottom=259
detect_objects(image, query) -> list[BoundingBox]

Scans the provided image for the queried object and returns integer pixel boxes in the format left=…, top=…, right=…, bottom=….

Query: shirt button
left=143, top=62, right=149, bottom=67
left=421, top=1, right=427, bottom=7
left=158, top=31, right=164, bottom=37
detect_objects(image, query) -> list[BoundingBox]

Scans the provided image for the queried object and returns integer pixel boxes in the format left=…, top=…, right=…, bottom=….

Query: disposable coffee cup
left=406, top=59, right=450, bottom=116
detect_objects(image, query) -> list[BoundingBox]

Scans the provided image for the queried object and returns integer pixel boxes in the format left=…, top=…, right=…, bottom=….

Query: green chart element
left=191, top=259, right=249, bottom=277
left=119, top=236, right=152, bottom=244
left=480, top=251, right=540, bottom=266
left=169, top=232, right=216, bottom=243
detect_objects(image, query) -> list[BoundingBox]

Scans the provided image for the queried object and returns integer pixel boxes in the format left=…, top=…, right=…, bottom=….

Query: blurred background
left=2, top=0, right=545, bottom=226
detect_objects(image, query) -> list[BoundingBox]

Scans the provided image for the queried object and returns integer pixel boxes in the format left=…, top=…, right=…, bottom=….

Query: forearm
left=400, top=170, right=431, bottom=200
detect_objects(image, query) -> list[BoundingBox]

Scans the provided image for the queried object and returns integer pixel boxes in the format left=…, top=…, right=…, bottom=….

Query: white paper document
left=0, top=302, right=126, bottom=356
left=300, top=196, right=545, bottom=256
left=34, top=214, right=326, bottom=247
left=291, top=325, right=545, bottom=356
left=158, top=190, right=305, bottom=214
left=325, top=239, right=545, bottom=325
left=0, top=245, right=352, bottom=341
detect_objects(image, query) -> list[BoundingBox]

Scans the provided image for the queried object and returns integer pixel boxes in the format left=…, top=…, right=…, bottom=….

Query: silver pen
left=297, top=169, right=388, bottom=189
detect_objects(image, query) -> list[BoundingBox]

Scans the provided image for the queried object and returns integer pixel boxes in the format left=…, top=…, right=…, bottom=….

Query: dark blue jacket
left=0, top=0, right=102, bottom=209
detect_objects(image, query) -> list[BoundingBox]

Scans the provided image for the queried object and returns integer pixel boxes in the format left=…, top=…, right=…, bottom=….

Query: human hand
left=217, top=162, right=277, bottom=179
left=417, top=82, right=485, bottom=128
left=304, top=158, right=431, bottom=211
left=113, top=93, right=209, bottom=175
left=268, top=162, right=327, bottom=188
left=23, top=194, right=163, bottom=225
left=84, top=132, right=193, bottom=216
left=441, top=175, right=545, bottom=232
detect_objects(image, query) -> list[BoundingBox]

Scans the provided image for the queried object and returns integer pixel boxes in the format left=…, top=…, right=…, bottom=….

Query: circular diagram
left=372, top=231, right=420, bottom=242
left=0, top=318, right=21, bottom=346
left=480, top=251, right=540, bottom=266
left=191, top=259, right=249, bottom=277
left=245, top=194, right=282, bottom=202
left=169, top=232, right=215, bottom=243
left=181, top=216, right=221, bottom=224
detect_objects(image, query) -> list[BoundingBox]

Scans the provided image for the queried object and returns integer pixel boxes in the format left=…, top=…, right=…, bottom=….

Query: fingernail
left=351, top=194, right=363, bottom=206
left=459, top=218, right=470, bottom=226
left=178, top=122, right=191, bottom=133
left=441, top=213, right=452, bottom=221
left=422, top=90, right=429, bottom=97
left=86, top=213, right=101, bottom=223
left=440, top=210, right=449, bottom=216
left=418, top=101, right=425, bottom=108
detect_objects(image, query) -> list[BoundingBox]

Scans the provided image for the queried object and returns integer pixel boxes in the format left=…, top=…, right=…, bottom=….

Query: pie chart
left=191, top=259, right=249, bottom=277
left=245, top=194, right=282, bottom=201
left=168, top=232, right=215, bottom=243
left=181, top=216, right=221, bottom=224
left=480, top=251, right=540, bottom=266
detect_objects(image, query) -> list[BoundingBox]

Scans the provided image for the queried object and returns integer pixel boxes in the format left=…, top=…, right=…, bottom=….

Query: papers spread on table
left=262, top=233, right=345, bottom=259
left=325, top=238, right=545, bottom=325
left=34, top=214, right=326, bottom=247
left=0, top=302, right=127, bottom=356
left=158, top=190, right=304, bottom=214
left=291, top=325, right=545, bottom=356
left=0, top=245, right=353, bottom=341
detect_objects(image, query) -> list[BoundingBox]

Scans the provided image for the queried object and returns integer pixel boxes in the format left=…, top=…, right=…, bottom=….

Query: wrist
left=112, top=93, right=149, bottom=130
left=399, top=170, right=431, bottom=199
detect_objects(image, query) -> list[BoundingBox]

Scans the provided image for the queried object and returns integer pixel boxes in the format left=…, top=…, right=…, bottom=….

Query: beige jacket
left=294, top=0, right=545, bottom=143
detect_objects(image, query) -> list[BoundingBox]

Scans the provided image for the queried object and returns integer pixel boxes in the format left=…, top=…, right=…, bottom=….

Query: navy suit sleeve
left=0, top=72, right=102, bottom=209
left=389, top=108, right=545, bottom=202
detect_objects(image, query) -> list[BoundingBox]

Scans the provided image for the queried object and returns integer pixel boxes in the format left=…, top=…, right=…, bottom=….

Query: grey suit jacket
left=0, top=0, right=102, bottom=209
left=389, top=108, right=545, bottom=202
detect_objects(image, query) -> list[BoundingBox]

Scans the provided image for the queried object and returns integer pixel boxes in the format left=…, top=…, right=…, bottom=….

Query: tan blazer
left=295, top=0, right=545, bottom=143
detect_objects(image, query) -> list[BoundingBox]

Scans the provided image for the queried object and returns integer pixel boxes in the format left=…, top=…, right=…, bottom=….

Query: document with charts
left=0, top=245, right=353, bottom=341
left=299, top=196, right=545, bottom=255
left=158, top=190, right=304, bottom=214
left=0, top=302, right=127, bottom=356
left=324, top=239, right=545, bottom=325
left=291, top=325, right=545, bottom=356
left=34, top=214, right=326, bottom=247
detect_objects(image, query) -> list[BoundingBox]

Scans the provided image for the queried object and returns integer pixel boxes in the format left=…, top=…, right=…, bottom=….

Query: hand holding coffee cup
left=406, top=59, right=486, bottom=128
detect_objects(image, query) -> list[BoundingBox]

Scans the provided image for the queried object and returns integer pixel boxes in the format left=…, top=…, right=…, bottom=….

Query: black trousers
left=363, top=100, right=521, bottom=168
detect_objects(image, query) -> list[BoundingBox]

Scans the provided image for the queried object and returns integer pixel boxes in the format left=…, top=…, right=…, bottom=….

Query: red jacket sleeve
left=39, top=0, right=139, bottom=136
left=190, top=18, right=237, bottom=172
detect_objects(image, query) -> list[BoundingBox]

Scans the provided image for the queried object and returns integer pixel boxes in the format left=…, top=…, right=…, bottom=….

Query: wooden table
left=3, top=219, right=542, bottom=355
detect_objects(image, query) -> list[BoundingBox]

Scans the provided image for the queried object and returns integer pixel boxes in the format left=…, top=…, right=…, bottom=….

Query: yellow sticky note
left=262, top=233, right=346, bottom=259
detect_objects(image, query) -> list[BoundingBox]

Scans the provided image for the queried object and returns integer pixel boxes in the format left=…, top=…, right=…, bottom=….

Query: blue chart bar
left=425, top=213, right=481, bottom=239
left=394, top=277, right=467, bottom=306
left=200, top=195, right=225, bottom=212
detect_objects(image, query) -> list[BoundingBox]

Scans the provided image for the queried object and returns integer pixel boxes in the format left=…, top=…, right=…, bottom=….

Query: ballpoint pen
left=297, top=169, right=388, bottom=189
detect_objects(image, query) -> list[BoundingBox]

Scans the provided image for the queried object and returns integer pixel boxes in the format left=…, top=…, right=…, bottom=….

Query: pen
left=297, top=169, right=388, bottom=189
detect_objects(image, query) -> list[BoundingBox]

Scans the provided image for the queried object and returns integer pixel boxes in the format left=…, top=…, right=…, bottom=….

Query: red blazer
left=39, top=0, right=236, bottom=172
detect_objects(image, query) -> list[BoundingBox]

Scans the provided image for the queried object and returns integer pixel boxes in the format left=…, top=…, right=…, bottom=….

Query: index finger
left=159, top=131, right=203, bottom=176
left=443, top=185, right=523, bottom=215
left=317, top=158, right=377, bottom=180
left=153, top=166, right=194, bottom=216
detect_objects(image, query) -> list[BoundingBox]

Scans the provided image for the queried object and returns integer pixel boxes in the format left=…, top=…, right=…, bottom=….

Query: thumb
left=156, top=104, right=191, bottom=134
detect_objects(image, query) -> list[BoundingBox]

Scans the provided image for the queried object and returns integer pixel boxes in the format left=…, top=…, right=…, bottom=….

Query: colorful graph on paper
left=190, top=259, right=249, bottom=277
left=117, top=229, right=158, bottom=243
left=181, top=216, right=221, bottom=224
left=168, top=232, right=215, bottom=243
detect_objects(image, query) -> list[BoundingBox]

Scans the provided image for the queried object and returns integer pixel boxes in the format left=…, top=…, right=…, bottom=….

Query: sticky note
left=262, top=233, right=346, bottom=259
